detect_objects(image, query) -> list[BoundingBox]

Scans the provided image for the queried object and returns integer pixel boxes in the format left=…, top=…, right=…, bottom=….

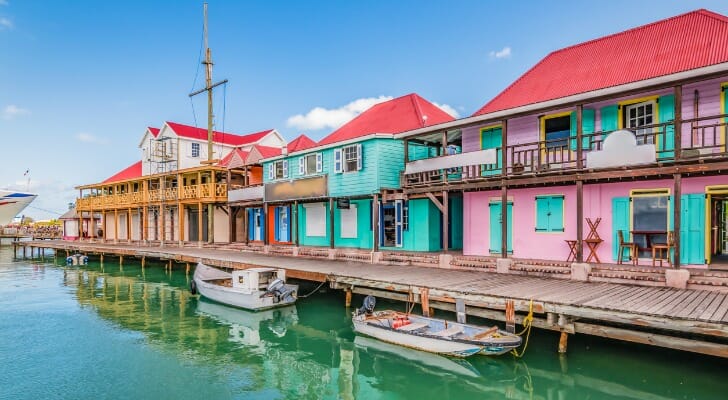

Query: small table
left=565, top=240, right=578, bottom=262
left=584, top=238, right=603, bottom=263
left=630, top=230, right=667, bottom=254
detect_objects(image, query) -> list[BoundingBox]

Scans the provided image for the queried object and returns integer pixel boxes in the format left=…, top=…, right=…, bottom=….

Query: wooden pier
left=15, top=240, right=728, bottom=358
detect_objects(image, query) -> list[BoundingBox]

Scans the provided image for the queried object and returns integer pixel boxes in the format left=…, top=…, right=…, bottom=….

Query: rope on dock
left=297, top=275, right=331, bottom=299
left=511, top=299, right=534, bottom=358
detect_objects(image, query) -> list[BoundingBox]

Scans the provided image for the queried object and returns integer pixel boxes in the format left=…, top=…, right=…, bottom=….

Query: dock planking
left=15, top=240, right=728, bottom=357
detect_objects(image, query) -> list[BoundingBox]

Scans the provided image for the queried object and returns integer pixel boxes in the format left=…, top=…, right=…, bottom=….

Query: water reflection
left=54, top=260, right=727, bottom=400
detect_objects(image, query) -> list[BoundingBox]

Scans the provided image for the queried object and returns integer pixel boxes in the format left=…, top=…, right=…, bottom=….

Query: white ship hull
left=0, top=190, right=37, bottom=226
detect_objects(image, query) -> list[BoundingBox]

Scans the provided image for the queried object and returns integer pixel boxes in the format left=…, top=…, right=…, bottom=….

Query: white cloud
left=489, top=46, right=512, bottom=60
left=75, top=132, right=107, bottom=144
left=2, top=104, right=29, bottom=119
left=433, top=102, right=460, bottom=118
left=287, top=96, right=394, bottom=130
left=0, top=17, right=12, bottom=29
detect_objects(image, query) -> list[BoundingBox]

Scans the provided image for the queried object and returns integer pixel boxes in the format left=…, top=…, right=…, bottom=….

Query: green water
left=0, top=247, right=726, bottom=400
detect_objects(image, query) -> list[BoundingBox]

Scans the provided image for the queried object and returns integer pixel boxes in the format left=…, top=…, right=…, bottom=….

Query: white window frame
left=340, top=144, right=362, bottom=173
left=300, top=153, right=323, bottom=176
left=272, top=160, right=288, bottom=179
left=191, top=142, right=200, bottom=158
left=340, top=204, right=358, bottom=239
left=304, top=203, right=326, bottom=237
left=625, top=100, right=656, bottom=140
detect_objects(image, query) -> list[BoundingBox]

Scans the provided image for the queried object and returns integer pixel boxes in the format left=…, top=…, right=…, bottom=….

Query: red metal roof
left=474, top=9, right=728, bottom=116
left=148, top=127, right=160, bottom=137
left=102, top=161, right=142, bottom=183
left=165, top=121, right=274, bottom=146
left=317, top=93, right=455, bottom=146
left=251, top=145, right=282, bottom=159
left=218, top=148, right=250, bottom=168
left=287, top=134, right=317, bottom=153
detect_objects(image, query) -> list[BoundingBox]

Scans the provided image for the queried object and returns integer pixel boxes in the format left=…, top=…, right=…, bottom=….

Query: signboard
left=264, top=175, right=328, bottom=202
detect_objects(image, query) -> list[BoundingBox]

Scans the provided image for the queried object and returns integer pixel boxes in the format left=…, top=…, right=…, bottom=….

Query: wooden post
left=186, top=262, right=190, bottom=275
left=243, top=207, right=250, bottom=245
left=229, top=206, right=235, bottom=243
left=329, top=198, right=335, bottom=249
left=197, top=202, right=203, bottom=242
left=294, top=200, right=299, bottom=247
left=442, top=190, right=449, bottom=252
left=558, top=331, right=569, bottom=353
left=576, top=104, right=583, bottom=169
left=89, top=211, right=94, bottom=240
left=100, top=253, right=103, bottom=264
left=372, top=194, right=379, bottom=252
left=127, top=208, right=132, bottom=242
left=78, top=214, right=83, bottom=241
left=501, top=119, right=508, bottom=175
left=102, top=211, right=107, bottom=242
left=501, top=185, right=508, bottom=258
left=345, top=287, right=352, bottom=307
left=674, top=85, right=682, bottom=160
left=119, top=255, right=123, bottom=266
left=114, top=209, right=118, bottom=243
left=262, top=204, right=268, bottom=245
left=208, top=170, right=215, bottom=244
left=403, top=138, right=409, bottom=164
left=178, top=204, right=185, bottom=244
left=141, top=256, right=145, bottom=268
left=441, top=131, right=448, bottom=182
left=576, top=180, right=584, bottom=263
left=421, top=287, right=430, bottom=317
left=141, top=206, right=147, bottom=242
left=168, top=259, right=172, bottom=271
left=455, top=299, right=466, bottom=324
left=673, top=173, right=681, bottom=269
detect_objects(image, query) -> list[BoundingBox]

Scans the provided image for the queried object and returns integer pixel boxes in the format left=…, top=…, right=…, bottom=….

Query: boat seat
left=396, top=321, right=428, bottom=332
left=432, top=325, right=464, bottom=337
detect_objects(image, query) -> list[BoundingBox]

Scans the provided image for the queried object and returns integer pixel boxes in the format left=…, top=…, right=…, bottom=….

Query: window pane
left=632, top=195, right=668, bottom=255
left=306, top=155, right=317, bottom=174
left=544, top=116, right=570, bottom=149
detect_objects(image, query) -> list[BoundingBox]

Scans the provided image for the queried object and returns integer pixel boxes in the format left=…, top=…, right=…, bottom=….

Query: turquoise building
left=262, top=93, right=461, bottom=251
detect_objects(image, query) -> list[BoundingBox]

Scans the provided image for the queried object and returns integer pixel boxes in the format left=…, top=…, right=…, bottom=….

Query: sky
left=2, top=0, right=728, bottom=220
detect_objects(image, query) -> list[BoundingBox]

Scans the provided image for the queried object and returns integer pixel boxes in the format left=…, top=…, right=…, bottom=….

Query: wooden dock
left=16, top=240, right=728, bottom=358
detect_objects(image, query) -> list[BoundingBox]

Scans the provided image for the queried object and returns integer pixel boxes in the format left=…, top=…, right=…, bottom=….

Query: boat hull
left=193, top=265, right=298, bottom=311
left=0, top=190, right=37, bottom=226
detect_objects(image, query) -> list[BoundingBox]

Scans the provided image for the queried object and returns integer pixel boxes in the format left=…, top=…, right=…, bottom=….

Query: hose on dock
left=510, top=299, right=534, bottom=358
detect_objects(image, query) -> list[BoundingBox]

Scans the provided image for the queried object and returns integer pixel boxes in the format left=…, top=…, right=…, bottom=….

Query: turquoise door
left=481, top=127, right=502, bottom=176
left=612, top=197, right=630, bottom=262
left=680, top=194, right=705, bottom=265
left=489, top=201, right=512, bottom=254
left=658, top=95, right=675, bottom=159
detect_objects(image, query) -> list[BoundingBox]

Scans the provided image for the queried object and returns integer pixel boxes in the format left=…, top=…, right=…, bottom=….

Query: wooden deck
left=15, top=240, right=728, bottom=358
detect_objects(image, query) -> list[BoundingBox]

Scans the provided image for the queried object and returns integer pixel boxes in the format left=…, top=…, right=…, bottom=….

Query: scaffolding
left=146, top=136, right=179, bottom=243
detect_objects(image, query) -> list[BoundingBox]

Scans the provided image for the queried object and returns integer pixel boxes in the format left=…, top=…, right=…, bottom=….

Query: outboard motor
left=66, top=256, right=74, bottom=266
left=356, top=295, right=376, bottom=316
left=262, top=278, right=296, bottom=303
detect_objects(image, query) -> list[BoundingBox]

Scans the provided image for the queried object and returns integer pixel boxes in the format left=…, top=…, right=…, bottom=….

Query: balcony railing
left=403, top=114, right=727, bottom=188
left=76, top=183, right=230, bottom=211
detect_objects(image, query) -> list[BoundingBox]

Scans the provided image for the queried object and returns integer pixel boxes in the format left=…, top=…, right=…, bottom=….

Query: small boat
left=352, top=296, right=522, bottom=358
left=191, top=263, right=298, bottom=311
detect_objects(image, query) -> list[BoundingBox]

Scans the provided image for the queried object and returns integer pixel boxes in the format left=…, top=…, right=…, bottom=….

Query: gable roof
left=287, top=134, right=317, bottom=153
left=148, top=127, right=160, bottom=138
left=218, top=148, right=250, bottom=169
left=165, top=121, right=274, bottom=146
left=474, top=9, right=728, bottom=116
left=317, top=93, right=455, bottom=146
left=102, top=161, right=142, bottom=184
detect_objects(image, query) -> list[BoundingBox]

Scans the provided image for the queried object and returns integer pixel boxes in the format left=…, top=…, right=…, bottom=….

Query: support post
left=114, top=209, right=118, bottom=243
left=208, top=171, right=215, bottom=244
left=229, top=206, right=235, bottom=243
left=243, top=207, right=249, bottom=245
left=673, top=173, right=681, bottom=269
left=441, top=131, right=448, bottom=182
left=345, top=287, right=352, bottom=308
left=127, top=208, right=132, bottom=242
left=674, top=85, right=682, bottom=160
left=89, top=211, right=94, bottom=240
left=403, top=138, right=409, bottom=164
left=293, top=200, right=299, bottom=247
left=576, top=104, right=583, bottom=169
left=329, top=198, right=335, bottom=249
left=372, top=194, right=379, bottom=252
left=186, top=263, right=190, bottom=275
left=501, top=185, right=508, bottom=258
left=442, top=190, right=449, bottom=252
left=141, top=256, right=145, bottom=268
left=197, top=202, right=203, bottom=243
left=178, top=204, right=185, bottom=244
left=558, top=331, right=569, bottom=354
left=102, top=210, right=107, bottom=242
left=421, top=287, right=430, bottom=317
left=576, top=180, right=584, bottom=263
left=501, top=119, right=508, bottom=175
left=262, top=204, right=268, bottom=245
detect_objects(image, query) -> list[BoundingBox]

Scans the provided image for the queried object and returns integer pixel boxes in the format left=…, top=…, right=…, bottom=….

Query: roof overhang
left=396, top=61, right=728, bottom=139
left=260, top=133, right=396, bottom=162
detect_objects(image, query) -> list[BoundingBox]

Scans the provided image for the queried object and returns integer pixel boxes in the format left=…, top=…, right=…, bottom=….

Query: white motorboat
left=0, top=190, right=37, bottom=226
left=191, top=263, right=298, bottom=311
left=352, top=296, right=522, bottom=358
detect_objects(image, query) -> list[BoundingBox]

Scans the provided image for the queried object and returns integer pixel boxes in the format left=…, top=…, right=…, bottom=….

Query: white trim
left=259, top=133, right=396, bottom=162
left=396, top=61, right=728, bottom=139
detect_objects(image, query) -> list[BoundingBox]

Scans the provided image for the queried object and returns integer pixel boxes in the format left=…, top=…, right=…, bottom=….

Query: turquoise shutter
left=583, top=109, right=595, bottom=150
left=356, top=144, right=363, bottom=171
left=612, top=197, right=630, bottom=262
left=489, top=202, right=501, bottom=253
left=316, top=153, right=323, bottom=172
left=600, top=105, right=619, bottom=134
left=680, top=194, right=705, bottom=265
left=550, top=196, right=564, bottom=232
left=334, top=149, right=342, bottom=173
left=569, top=112, right=577, bottom=151
left=267, top=163, right=274, bottom=180
left=535, top=197, right=549, bottom=232
left=247, top=209, right=254, bottom=239
left=658, top=95, right=675, bottom=159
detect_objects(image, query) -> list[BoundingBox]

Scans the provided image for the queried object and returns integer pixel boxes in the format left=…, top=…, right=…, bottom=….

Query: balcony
left=403, top=114, right=727, bottom=188
left=76, top=183, right=228, bottom=211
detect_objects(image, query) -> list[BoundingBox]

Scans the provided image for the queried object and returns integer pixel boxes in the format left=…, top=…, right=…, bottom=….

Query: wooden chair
left=652, top=231, right=674, bottom=268
left=617, top=230, right=638, bottom=266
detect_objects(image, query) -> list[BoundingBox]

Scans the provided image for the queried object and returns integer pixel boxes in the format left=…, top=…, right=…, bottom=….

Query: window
left=624, top=101, right=656, bottom=141
left=340, top=204, right=358, bottom=238
left=299, top=153, right=323, bottom=175
left=268, top=160, right=288, bottom=180
left=191, top=143, right=200, bottom=158
left=535, top=195, right=564, bottom=232
left=304, top=203, right=326, bottom=237
left=543, top=115, right=570, bottom=149
left=631, top=189, right=669, bottom=256
left=334, top=144, right=362, bottom=173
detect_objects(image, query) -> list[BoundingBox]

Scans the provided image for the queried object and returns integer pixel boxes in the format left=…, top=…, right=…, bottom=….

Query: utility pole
left=189, top=2, right=227, bottom=244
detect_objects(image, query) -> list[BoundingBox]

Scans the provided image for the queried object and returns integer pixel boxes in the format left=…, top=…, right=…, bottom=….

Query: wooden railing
left=403, top=114, right=728, bottom=187
left=76, top=183, right=230, bottom=211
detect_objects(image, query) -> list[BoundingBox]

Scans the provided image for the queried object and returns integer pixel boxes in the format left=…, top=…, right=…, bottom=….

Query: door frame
left=705, top=185, right=728, bottom=265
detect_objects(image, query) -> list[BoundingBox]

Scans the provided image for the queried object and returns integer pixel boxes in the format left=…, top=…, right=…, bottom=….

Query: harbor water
left=1, top=246, right=726, bottom=400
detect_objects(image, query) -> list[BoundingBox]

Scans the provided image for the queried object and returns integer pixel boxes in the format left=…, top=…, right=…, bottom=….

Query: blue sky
left=2, top=0, right=728, bottom=220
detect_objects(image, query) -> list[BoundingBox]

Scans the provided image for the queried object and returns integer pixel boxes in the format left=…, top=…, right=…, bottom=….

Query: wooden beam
left=425, top=192, right=444, bottom=213
left=674, top=85, right=682, bottom=160
left=372, top=194, right=379, bottom=252
left=329, top=198, right=335, bottom=249
left=442, top=191, right=449, bottom=252
left=229, top=205, right=235, bottom=243
left=576, top=180, right=584, bottom=263
left=501, top=185, right=508, bottom=258
left=243, top=206, right=249, bottom=245
left=576, top=104, right=583, bottom=169
left=294, top=200, right=299, bottom=247
left=197, top=202, right=203, bottom=242
left=501, top=119, right=508, bottom=175
left=673, top=173, right=681, bottom=269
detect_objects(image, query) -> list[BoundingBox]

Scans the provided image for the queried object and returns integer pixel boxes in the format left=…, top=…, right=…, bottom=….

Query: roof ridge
left=409, top=93, right=426, bottom=128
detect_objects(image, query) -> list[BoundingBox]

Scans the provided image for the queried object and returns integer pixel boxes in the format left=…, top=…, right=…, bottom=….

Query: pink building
left=399, top=9, right=728, bottom=270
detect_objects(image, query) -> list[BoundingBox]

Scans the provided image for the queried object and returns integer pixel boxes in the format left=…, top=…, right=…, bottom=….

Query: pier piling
left=558, top=332, right=569, bottom=354
left=345, top=288, right=352, bottom=307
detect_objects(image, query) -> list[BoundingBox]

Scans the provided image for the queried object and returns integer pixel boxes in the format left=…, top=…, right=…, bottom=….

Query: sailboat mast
left=203, top=2, right=214, bottom=163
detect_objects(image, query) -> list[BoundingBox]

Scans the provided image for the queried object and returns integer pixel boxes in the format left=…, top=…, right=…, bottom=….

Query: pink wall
left=463, top=176, right=723, bottom=265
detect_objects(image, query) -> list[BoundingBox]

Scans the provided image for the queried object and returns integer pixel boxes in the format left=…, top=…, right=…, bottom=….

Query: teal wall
left=297, top=202, right=330, bottom=247
left=449, top=197, right=463, bottom=250
left=333, top=199, right=373, bottom=249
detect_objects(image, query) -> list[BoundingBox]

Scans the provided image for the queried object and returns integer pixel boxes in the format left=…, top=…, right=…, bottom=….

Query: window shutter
left=569, top=112, right=578, bottom=151
left=298, top=157, right=305, bottom=175
left=600, top=105, right=619, bottom=132
left=612, top=197, right=630, bottom=262
left=316, top=153, right=323, bottom=172
left=550, top=196, right=564, bottom=232
left=274, top=207, right=280, bottom=242
left=356, top=144, right=363, bottom=170
left=658, top=94, right=675, bottom=157
left=247, top=209, right=254, bottom=239
left=582, top=109, right=595, bottom=150
left=282, top=160, right=288, bottom=178
left=334, top=149, right=342, bottom=173
left=267, top=163, right=274, bottom=180
left=535, top=197, right=550, bottom=232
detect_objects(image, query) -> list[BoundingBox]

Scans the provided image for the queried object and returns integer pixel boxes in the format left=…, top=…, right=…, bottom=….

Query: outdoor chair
left=617, top=230, right=638, bottom=266
left=651, top=231, right=674, bottom=268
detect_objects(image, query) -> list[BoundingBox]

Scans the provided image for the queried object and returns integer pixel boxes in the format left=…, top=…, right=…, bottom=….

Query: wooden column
left=243, top=207, right=249, bottom=245
left=208, top=171, right=215, bottom=244
left=576, top=180, right=584, bottom=263
left=673, top=174, right=681, bottom=269
left=159, top=177, right=165, bottom=244
left=403, top=139, right=409, bottom=163
left=197, top=202, right=203, bottom=242
left=294, top=200, right=299, bottom=247
left=78, top=214, right=83, bottom=240
left=441, top=131, right=448, bottom=182
left=262, top=204, right=268, bottom=245
left=501, top=120, right=508, bottom=175
left=141, top=206, right=147, bottom=242
left=89, top=211, right=94, bottom=239
left=373, top=194, right=379, bottom=252
left=113, top=209, right=118, bottom=243
left=229, top=206, right=235, bottom=243
left=501, top=185, right=508, bottom=258
left=127, top=208, right=132, bottom=242
left=329, top=198, right=335, bottom=249
left=102, top=211, right=107, bottom=242
left=674, top=85, right=682, bottom=160
left=442, top=190, right=449, bottom=252
left=576, top=105, right=583, bottom=169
